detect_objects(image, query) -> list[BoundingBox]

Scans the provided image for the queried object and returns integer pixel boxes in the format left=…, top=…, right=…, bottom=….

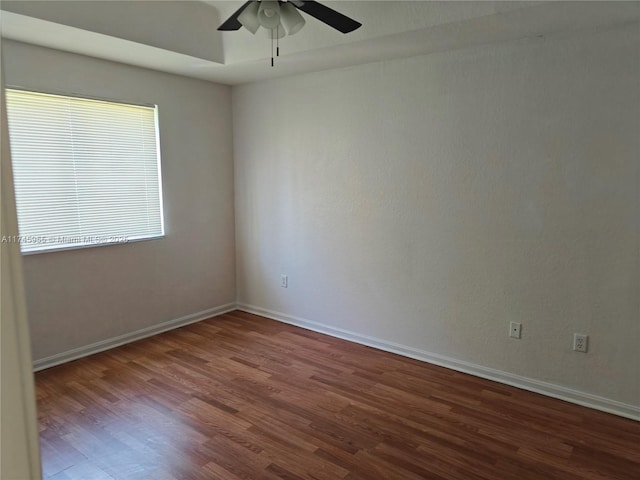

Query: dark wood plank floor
left=36, top=311, right=639, bottom=480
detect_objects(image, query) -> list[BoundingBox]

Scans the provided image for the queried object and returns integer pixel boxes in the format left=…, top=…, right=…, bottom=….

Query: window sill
left=18, top=234, right=165, bottom=255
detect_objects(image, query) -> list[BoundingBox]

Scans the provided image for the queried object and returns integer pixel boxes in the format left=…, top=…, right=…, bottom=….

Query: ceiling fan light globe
left=258, top=1, right=281, bottom=29
left=238, top=1, right=260, bottom=34
left=280, top=3, right=305, bottom=36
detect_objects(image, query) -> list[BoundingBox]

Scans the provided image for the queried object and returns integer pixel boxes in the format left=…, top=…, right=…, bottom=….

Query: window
left=5, top=89, right=165, bottom=253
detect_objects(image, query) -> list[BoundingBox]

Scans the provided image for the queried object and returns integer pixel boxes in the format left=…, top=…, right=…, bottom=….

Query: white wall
left=2, top=40, right=236, bottom=362
left=1, top=35, right=42, bottom=479
left=233, top=24, right=639, bottom=410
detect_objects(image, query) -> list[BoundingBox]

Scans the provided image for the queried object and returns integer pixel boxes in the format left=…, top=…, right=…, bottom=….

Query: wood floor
left=36, top=311, right=639, bottom=480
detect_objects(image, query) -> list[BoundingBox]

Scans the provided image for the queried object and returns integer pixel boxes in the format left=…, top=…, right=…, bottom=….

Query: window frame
left=4, top=86, right=166, bottom=255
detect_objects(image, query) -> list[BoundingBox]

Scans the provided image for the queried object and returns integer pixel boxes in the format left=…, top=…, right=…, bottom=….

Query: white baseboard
left=33, top=303, right=237, bottom=372
left=237, top=303, right=640, bottom=421
left=35, top=301, right=638, bottom=421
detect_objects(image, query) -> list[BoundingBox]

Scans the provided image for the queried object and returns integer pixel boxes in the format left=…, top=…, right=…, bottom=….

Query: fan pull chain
left=271, top=27, right=274, bottom=67
left=277, top=25, right=280, bottom=57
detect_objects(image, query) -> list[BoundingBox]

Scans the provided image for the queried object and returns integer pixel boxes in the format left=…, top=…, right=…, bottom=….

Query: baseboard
left=237, top=303, right=640, bottom=421
left=35, top=301, right=638, bottom=421
left=33, top=303, right=237, bottom=372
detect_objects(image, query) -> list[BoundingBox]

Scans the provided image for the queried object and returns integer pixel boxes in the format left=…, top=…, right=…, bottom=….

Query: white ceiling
left=1, top=1, right=638, bottom=85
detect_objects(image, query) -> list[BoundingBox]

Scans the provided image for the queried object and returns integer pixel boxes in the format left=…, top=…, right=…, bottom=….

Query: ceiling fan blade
left=291, top=1, right=361, bottom=34
left=218, top=1, right=254, bottom=31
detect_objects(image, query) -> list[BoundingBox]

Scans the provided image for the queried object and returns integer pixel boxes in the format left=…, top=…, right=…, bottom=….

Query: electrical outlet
left=573, top=333, right=588, bottom=353
left=509, top=322, right=522, bottom=339
left=280, top=274, right=288, bottom=288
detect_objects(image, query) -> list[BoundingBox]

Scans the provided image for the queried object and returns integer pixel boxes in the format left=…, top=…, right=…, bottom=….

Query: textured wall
left=3, top=41, right=236, bottom=361
left=1, top=36, right=41, bottom=479
left=233, top=24, right=639, bottom=406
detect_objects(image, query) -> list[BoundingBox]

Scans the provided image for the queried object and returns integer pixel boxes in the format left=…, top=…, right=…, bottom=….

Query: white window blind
left=5, top=89, right=165, bottom=253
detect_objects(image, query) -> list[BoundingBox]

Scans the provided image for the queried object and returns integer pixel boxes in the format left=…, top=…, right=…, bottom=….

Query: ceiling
left=1, top=1, right=638, bottom=85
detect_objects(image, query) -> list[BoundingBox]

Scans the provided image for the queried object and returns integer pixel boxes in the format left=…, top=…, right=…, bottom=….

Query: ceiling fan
left=218, top=0, right=362, bottom=36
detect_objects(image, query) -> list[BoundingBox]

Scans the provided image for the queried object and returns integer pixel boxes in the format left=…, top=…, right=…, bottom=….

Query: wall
left=233, top=24, right=639, bottom=412
left=1, top=35, right=42, bottom=480
left=2, top=40, right=236, bottom=362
